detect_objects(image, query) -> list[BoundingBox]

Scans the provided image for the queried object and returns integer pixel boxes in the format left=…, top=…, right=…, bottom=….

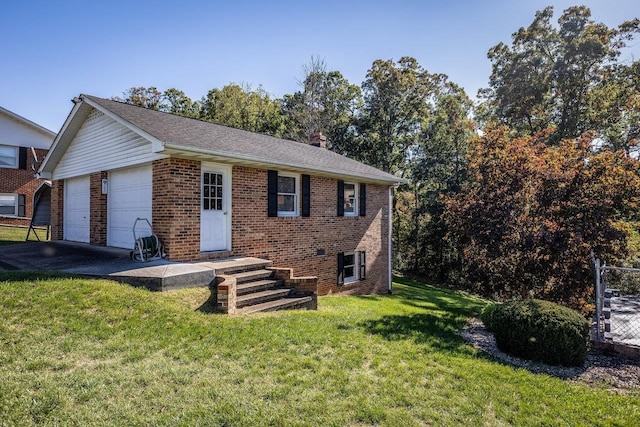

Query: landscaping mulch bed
left=462, top=318, right=640, bottom=393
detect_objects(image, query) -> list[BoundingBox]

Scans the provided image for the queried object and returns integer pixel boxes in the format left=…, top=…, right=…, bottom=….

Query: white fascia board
left=81, top=96, right=166, bottom=153
left=163, top=143, right=405, bottom=185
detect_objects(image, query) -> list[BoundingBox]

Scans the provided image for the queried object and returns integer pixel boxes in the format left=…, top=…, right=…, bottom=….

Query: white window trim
left=0, top=145, right=18, bottom=169
left=343, top=182, right=358, bottom=217
left=277, top=172, right=300, bottom=217
left=343, top=251, right=359, bottom=283
left=0, top=193, right=18, bottom=216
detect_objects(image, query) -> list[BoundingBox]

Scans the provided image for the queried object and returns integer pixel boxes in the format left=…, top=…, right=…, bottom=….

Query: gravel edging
left=462, top=318, right=640, bottom=392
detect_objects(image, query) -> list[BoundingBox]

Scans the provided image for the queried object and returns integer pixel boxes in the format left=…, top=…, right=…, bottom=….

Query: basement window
left=338, top=251, right=366, bottom=285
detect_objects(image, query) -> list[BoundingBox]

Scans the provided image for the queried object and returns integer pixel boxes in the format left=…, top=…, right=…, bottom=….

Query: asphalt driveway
left=0, top=241, right=168, bottom=275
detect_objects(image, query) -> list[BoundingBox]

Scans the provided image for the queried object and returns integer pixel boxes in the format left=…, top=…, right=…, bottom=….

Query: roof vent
left=310, top=131, right=327, bottom=149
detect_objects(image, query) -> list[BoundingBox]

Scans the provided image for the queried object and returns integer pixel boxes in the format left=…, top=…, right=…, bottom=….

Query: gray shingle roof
left=83, top=95, right=402, bottom=184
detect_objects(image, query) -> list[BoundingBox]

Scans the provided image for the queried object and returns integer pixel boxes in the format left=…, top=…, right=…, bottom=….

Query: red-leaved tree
left=445, top=126, right=640, bottom=312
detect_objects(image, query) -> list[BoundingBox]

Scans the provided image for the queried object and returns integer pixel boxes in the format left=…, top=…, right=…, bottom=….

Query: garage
left=63, top=176, right=90, bottom=243
left=107, top=165, right=152, bottom=249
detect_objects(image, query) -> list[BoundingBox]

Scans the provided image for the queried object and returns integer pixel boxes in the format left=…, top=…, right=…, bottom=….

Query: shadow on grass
left=196, top=286, right=220, bottom=314
left=393, top=275, right=485, bottom=316
left=361, top=312, right=472, bottom=353
left=357, top=277, right=488, bottom=353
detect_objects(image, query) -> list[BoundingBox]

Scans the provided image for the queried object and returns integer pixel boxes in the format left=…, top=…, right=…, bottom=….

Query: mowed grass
left=1, top=272, right=638, bottom=426
left=0, top=225, right=27, bottom=245
left=0, top=225, right=47, bottom=245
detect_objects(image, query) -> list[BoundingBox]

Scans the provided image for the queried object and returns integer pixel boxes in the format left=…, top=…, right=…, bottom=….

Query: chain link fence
left=592, top=253, right=640, bottom=347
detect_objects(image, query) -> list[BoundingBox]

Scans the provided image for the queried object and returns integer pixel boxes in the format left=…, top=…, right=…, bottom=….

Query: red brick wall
left=152, top=158, right=201, bottom=260
left=89, top=172, right=107, bottom=245
left=230, top=166, right=390, bottom=295
left=50, top=180, right=64, bottom=240
left=0, top=148, right=48, bottom=227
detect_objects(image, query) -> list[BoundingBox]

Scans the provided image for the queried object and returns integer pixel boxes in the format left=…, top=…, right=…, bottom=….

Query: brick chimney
left=310, top=131, right=327, bottom=148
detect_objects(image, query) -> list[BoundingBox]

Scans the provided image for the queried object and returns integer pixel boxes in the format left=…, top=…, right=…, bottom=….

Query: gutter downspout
left=388, top=186, right=393, bottom=294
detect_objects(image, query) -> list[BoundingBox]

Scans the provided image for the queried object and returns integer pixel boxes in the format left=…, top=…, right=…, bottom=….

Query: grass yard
left=0, top=272, right=638, bottom=426
left=0, top=225, right=27, bottom=245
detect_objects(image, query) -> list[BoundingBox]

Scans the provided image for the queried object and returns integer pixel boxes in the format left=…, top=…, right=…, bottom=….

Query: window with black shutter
left=359, top=183, right=366, bottom=217
left=267, top=170, right=278, bottom=217
left=302, top=174, right=310, bottom=217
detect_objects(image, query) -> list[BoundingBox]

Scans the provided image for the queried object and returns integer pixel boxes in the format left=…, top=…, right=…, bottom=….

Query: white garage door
left=108, top=165, right=153, bottom=249
left=64, top=176, right=90, bottom=243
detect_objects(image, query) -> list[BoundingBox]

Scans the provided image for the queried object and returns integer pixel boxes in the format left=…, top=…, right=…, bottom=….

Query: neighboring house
left=0, top=106, right=55, bottom=227
left=38, top=95, right=403, bottom=295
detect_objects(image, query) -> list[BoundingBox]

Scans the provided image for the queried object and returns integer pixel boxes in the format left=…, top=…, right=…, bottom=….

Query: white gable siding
left=52, top=109, right=167, bottom=180
left=0, top=112, right=53, bottom=149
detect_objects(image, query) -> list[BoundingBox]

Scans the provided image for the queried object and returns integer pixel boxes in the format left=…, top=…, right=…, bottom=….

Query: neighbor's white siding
left=52, top=109, right=167, bottom=180
left=0, top=111, right=53, bottom=149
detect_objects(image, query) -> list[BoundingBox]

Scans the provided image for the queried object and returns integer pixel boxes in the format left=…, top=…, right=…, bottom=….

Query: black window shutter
left=267, top=170, right=278, bottom=217
left=18, top=147, right=27, bottom=170
left=302, top=174, right=310, bottom=217
left=337, top=252, right=345, bottom=285
left=359, top=251, right=366, bottom=280
left=337, top=180, right=344, bottom=216
left=18, top=194, right=26, bottom=217
left=359, top=183, right=367, bottom=217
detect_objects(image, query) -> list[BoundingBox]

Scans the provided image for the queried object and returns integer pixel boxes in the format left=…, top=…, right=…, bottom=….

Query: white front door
left=200, top=164, right=231, bottom=251
left=107, top=165, right=153, bottom=249
left=64, top=176, right=90, bottom=243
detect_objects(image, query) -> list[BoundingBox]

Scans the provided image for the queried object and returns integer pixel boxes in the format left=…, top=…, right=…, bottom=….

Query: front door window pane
left=203, top=172, right=223, bottom=211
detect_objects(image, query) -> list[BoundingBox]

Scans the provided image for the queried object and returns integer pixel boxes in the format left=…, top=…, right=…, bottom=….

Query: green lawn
left=0, top=272, right=638, bottom=426
left=0, top=225, right=48, bottom=245
left=0, top=225, right=27, bottom=245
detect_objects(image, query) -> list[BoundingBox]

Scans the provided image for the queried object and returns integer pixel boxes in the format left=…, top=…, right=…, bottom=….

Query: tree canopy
left=478, top=6, right=640, bottom=149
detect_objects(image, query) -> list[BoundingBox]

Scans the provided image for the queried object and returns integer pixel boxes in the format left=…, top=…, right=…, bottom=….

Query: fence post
left=595, top=257, right=602, bottom=341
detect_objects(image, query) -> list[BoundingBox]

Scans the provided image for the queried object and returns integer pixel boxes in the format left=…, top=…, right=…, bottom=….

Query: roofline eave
left=162, top=143, right=405, bottom=185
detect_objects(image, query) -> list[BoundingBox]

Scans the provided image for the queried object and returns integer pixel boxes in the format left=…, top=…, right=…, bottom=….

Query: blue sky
left=2, top=0, right=638, bottom=133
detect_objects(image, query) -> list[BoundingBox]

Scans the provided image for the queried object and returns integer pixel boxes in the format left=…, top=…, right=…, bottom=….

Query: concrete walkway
left=0, top=241, right=266, bottom=291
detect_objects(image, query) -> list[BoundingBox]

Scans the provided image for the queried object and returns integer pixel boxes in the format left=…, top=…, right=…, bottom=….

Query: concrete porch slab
left=0, top=241, right=271, bottom=292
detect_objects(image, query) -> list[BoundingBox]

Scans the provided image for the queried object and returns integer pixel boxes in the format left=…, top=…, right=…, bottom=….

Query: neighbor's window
left=0, top=145, right=18, bottom=168
left=343, top=182, right=358, bottom=216
left=0, top=194, right=18, bottom=216
left=277, top=173, right=299, bottom=216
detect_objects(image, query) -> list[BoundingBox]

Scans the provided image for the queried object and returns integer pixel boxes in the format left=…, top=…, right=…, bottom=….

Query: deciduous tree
left=445, top=126, right=640, bottom=311
left=200, top=84, right=286, bottom=137
left=478, top=6, right=640, bottom=148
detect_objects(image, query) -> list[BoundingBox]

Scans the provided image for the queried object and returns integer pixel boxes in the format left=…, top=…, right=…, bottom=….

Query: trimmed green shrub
left=490, top=299, right=590, bottom=366
left=480, top=303, right=498, bottom=332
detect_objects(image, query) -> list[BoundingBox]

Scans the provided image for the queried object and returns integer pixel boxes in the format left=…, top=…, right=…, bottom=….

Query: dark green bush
left=480, top=303, right=498, bottom=332
left=490, top=299, right=590, bottom=366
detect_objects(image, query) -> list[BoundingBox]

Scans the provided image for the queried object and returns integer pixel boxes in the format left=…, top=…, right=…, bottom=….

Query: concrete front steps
left=203, top=257, right=316, bottom=314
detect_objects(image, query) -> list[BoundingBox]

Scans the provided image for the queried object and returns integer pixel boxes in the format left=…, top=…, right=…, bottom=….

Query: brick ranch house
left=38, top=95, right=403, bottom=295
left=0, top=106, right=55, bottom=227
